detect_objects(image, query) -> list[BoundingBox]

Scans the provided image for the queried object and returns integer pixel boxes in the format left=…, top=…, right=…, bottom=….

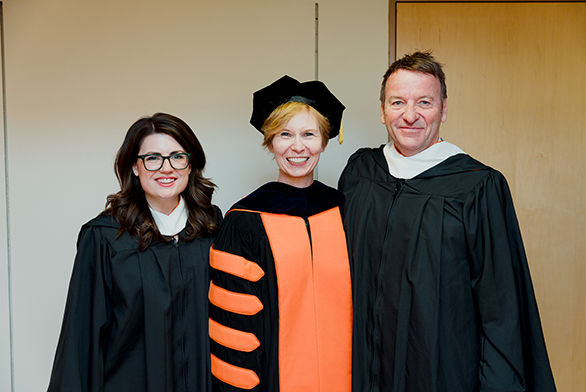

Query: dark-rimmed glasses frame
left=136, top=153, right=191, bottom=171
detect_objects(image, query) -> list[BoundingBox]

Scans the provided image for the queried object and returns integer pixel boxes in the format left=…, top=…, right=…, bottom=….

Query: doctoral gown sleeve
left=209, top=210, right=278, bottom=392
left=47, top=224, right=112, bottom=392
left=464, top=171, right=556, bottom=392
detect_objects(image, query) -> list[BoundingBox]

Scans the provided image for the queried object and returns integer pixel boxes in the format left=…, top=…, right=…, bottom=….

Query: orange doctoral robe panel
left=209, top=181, right=352, bottom=392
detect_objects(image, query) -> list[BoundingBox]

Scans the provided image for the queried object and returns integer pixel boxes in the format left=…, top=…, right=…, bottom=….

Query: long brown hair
left=105, top=113, right=219, bottom=250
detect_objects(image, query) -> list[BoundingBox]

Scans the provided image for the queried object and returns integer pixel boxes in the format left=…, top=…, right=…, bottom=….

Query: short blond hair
left=261, top=101, right=330, bottom=150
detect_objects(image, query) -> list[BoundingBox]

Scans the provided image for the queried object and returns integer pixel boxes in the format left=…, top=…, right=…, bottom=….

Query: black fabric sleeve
left=338, top=148, right=368, bottom=194
left=210, top=211, right=278, bottom=392
left=47, top=226, right=113, bottom=392
left=464, top=171, right=556, bottom=392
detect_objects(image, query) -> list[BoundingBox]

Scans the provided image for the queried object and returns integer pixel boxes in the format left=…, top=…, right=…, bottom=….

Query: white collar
left=383, top=139, right=466, bottom=179
left=149, top=197, right=188, bottom=236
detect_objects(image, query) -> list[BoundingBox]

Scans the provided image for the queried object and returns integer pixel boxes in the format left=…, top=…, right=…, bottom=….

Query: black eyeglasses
left=136, top=153, right=191, bottom=171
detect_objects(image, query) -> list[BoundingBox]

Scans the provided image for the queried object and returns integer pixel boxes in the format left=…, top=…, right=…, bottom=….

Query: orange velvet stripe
left=210, top=246, right=265, bottom=282
left=208, top=281, right=263, bottom=316
left=308, top=209, right=353, bottom=390
left=209, top=318, right=260, bottom=352
left=211, top=353, right=260, bottom=390
left=261, top=208, right=352, bottom=392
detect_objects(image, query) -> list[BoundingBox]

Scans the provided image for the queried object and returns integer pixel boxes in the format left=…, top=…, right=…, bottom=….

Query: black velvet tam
left=250, top=75, right=345, bottom=138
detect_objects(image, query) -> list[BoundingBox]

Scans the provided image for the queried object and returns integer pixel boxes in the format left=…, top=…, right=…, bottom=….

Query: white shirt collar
left=149, top=197, right=188, bottom=236
left=383, top=139, right=466, bottom=179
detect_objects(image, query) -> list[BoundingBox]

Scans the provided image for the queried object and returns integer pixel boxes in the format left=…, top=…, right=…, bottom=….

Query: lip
left=286, top=157, right=310, bottom=166
left=155, top=176, right=177, bottom=186
left=397, top=125, right=423, bottom=131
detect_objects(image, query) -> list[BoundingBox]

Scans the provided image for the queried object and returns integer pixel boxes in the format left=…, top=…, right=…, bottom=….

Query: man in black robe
left=338, top=51, right=556, bottom=392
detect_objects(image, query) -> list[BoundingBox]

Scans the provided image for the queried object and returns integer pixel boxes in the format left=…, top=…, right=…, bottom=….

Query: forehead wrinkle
left=387, top=71, right=442, bottom=95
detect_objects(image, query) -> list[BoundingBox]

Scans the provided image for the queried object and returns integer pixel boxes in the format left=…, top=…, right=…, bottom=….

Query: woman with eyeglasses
left=48, top=113, right=221, bottom=392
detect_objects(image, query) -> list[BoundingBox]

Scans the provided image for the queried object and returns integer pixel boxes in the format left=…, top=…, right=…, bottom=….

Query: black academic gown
left=209, top=181, right=352, bottom=392
left=338, top=146, right=556, bottom=392
left=47, top=212, right=219, bottom=392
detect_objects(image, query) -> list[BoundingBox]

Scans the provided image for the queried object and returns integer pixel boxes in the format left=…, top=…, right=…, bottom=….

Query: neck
left=277, top=174, right=314, bottom=189
left=393, top=138, right=442, bottom=157
left=147, top=196, right=180, bottom=216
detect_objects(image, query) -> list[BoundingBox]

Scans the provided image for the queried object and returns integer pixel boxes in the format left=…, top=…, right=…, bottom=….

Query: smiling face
left=269, top=109, right=324, bottom=188
left=132, top=133, right=191, bottom=214
left=381, top=69, right=448, bottom=157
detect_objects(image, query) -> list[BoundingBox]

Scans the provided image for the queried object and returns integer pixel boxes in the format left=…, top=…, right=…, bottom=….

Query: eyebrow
left=140, top=150, right=186, bottom=155
left=388, top=95, right=436, bottom=100
left=280, top=128, right=319, bottom=132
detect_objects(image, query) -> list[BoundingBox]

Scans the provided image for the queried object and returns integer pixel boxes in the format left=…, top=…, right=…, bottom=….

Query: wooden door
left=396, top=3, right=586, bottom=391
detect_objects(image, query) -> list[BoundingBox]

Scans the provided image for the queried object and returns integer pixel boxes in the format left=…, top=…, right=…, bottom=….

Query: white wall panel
left=1, top=0, right=389, bottom=390
left=0, top=7, right=12, bottom=388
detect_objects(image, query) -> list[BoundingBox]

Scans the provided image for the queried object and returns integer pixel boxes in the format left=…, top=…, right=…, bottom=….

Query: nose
left=402, top=103, right=419, bottom=124
left=291, top=136, right=305, bottom=152
left=159, top=157, right=174, bottom=172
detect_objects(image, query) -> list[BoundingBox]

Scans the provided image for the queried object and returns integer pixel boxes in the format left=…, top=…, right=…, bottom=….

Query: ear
left=380, top=104, right=386, bottom=125
left=132, top=163, right=139, bottom=176
left=441, top=99, right=448, bottom=123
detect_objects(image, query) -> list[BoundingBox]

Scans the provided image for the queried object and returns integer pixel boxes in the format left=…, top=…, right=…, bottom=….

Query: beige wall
left=0, top=0, right=388, bottom=391
left=0, top=25, right=11, bottom=390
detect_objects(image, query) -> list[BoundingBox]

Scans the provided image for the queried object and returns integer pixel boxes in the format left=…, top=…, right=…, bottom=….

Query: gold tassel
left=338, top=121, right=344, bottom=144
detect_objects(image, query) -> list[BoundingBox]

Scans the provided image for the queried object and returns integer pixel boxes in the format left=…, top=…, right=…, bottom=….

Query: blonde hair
left=261, top=101, right=330, bottom=150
